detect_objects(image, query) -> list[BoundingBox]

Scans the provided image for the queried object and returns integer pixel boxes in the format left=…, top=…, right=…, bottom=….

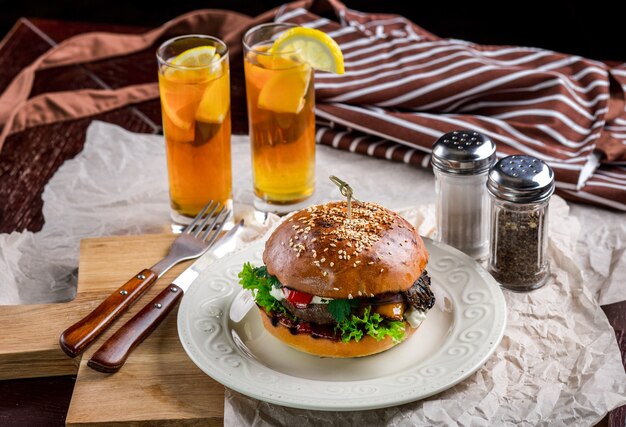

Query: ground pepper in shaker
left=431, top=130, right=496, bottom=260
left=487, top=155, right=555, bottom=291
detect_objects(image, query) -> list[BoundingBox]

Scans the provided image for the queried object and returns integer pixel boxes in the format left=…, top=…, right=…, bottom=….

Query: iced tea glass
left=157, top=35, right=232, bottom=228
left=243, top=23, right=316, bottom=214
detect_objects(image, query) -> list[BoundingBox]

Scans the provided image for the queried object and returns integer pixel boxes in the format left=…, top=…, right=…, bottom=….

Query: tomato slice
left=285, top=288, right=314, bottom=309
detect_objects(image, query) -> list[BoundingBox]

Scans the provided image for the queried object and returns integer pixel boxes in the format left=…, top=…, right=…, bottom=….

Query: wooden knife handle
left=59, top=269, right=158, bottom=358
left=87, top=284, right=183, bottom=373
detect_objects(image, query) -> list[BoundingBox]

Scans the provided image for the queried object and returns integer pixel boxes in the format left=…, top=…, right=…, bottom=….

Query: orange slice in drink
left=255, top=52, right=303, bottom=71
left=257, top=66, right=310, bottom=114
left=196, top=64, right=230, bottom=124
left=159, top=84, right=197, bottom=132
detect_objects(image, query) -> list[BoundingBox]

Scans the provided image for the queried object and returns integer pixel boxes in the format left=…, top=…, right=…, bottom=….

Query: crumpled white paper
left=0, top=121, right=625, bottom=425
left=568, top=204, right=626, bottom=306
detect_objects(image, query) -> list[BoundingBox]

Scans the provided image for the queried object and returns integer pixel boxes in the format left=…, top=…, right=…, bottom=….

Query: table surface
left=0, top=16, right=623, bottom=427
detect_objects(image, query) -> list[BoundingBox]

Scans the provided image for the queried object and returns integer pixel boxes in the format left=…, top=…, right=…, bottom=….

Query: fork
left=87, top=218, right=242, bottom=373
left=59, top=201, right=231, bottom=358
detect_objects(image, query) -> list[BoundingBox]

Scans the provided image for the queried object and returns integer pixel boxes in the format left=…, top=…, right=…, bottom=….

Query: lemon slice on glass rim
left=270, top=27, right=345, bottom=74
left=164, top=46, right=222, bottom=81
left=257, top=27, right=344, bottom=114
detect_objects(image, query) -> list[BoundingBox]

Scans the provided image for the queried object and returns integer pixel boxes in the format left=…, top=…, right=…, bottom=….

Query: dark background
left=0, top=0, right=625, bottom=62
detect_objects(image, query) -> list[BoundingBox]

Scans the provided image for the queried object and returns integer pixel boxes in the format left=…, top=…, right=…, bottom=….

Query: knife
left=86, top=220, right=244, bottom=373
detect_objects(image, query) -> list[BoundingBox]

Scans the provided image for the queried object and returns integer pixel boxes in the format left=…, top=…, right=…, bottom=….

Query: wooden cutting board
left=0, top=234, right=225, bottom=426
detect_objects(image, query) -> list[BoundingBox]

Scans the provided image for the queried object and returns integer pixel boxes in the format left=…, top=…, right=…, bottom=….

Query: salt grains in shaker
left=431, top=130, right=496, bottom=260
left=487, top=155, right=555, bottom=291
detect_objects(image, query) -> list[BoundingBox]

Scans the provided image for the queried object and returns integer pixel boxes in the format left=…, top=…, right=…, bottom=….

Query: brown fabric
left=0, top=84, right=160, bottom=145
left=0, top=7, right=280, bottom=148
left=1, top=0, right=625, bottom=210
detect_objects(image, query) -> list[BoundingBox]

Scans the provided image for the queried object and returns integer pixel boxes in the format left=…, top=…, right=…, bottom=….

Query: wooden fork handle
left=87, top=284, right=183, bottom=373
left=59, top=269, right=158, bottom=358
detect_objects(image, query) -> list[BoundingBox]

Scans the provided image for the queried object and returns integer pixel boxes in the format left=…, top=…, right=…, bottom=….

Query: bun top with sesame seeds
left=263, top=201, right=429, bottom=299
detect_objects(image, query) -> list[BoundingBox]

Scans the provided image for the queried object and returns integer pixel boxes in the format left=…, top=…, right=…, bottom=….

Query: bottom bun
left=260, top=309, right=417, bottom=358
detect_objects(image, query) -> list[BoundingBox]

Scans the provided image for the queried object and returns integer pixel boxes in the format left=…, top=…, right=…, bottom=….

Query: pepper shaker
left=487, top=155, right=555, bottom=291
left=431, top=130, right=496, bottom=260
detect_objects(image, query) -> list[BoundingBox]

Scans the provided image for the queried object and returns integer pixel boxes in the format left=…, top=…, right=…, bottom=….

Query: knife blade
left=86, top=220, right=245, bottom=373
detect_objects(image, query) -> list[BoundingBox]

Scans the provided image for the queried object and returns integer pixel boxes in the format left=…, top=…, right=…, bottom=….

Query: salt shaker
left=431, top=130, right=496, bottom=260
left=487, top=155, right=555, bottom=291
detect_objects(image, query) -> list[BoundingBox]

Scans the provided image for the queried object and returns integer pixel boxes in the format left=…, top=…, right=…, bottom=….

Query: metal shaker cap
left=431, top=130, right=496, bottom=174
left=487, top=155, right=555, bottom=203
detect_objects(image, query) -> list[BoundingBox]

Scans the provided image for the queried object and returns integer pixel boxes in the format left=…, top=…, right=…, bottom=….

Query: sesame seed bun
left=263, top=201, right=428, bottom=299
left=259, top=309, right=417, bottom=358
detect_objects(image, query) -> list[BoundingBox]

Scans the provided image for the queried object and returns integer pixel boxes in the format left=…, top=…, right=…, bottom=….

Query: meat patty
left=281, top=300, right=337, bottom=325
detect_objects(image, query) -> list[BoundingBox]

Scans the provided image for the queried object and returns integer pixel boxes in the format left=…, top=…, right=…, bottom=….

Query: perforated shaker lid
left=431, top=130, right=496, bottom=174
left=487, top=155, right=555, bottom=203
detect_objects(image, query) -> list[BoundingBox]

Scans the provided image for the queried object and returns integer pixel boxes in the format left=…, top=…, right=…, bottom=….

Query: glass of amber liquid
left=243, top=24, right=316, bottom=214
left=157, top=35, right=232, bottom=228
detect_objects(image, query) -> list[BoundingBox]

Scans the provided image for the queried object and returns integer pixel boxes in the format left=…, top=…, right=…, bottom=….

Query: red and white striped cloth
left=276, top=2, right=626, bottom=211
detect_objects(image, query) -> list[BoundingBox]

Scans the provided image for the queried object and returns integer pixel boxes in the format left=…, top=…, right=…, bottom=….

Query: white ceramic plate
left=177, top=238, right=507, bottom=411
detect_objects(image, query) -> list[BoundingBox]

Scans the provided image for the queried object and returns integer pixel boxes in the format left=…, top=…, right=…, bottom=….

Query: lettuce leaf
left=327, top=299, right=359, bottom=323
left=335, top=306, right=406, bottom=344
left=250, top=265, right=282, bottom=289
left=238, top=263, right=288, bottom=316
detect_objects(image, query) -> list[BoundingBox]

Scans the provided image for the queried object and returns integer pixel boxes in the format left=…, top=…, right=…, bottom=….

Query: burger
left=238, top=201, right=435, bottom=358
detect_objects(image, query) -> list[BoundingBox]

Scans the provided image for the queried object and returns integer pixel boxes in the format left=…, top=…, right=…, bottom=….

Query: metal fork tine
left=184, top=200, right=214, bottom=234
left=201, top=208, right=230, bottom=243
left=204, top=210, right=230, bottom=246
left=199, top=207, right=227, bottom=243
left=193, top=202, right=221, bottom=238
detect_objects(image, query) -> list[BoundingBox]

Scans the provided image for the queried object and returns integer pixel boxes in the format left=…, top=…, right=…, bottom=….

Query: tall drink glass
left=157, top=35, right=232, bottom=229
left=243, top=23, right=316, bottom=214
